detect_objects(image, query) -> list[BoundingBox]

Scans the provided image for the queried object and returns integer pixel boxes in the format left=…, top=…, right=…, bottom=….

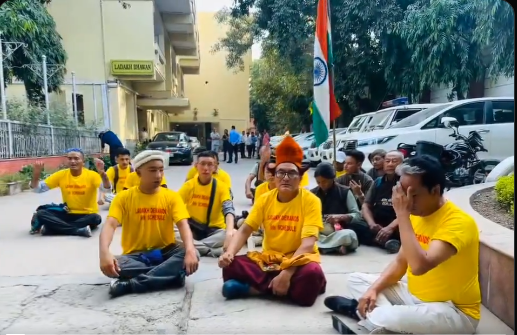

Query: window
left=392, top=109, right=422, bottom=124
left=72, top=93, right=85, bottom=126
left=492, top=100, right=514, bottom=124
left=422, top=102, right=485, bottom=129
left=390, top=104, right=452, bottom=129
left=153, top=133, right=180, bottom=142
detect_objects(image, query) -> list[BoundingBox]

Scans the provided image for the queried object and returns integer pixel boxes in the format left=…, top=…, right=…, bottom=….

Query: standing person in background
left=222, top=129, right=230, bottom=162
left=245, top=132, right=254, bottom=158
left=240, top=131, right=247, bottom=158
left=249, top=132, right=258, bottom=158
left=211, top=128, right=221, bottom=154
left=139, top=127, right=149, bottom=143
left=228, top=126, right=241, bottom=164
left=262, top=129, right=270, bottom=147
left=255, top=132, right=261, bottom=159
left=99, top=129, right=124, bottom=166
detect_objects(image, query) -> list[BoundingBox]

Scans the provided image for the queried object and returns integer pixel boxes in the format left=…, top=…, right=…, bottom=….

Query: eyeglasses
left=275, top=171, right=299, bottom=180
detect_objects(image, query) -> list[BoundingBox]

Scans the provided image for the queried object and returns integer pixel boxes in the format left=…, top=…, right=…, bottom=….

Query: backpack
left=114, top=165, right=134, bottom=193
left=30, top=203, right=69, bottom=233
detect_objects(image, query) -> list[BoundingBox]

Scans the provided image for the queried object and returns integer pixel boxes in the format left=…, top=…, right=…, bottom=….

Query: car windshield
left=365, top=110, right=393, bottom=131
left=154, top=133, right=180, bottom=141
left=389, top=104, right=452, bottom=128
left=348, top=115, right=369, bottom=132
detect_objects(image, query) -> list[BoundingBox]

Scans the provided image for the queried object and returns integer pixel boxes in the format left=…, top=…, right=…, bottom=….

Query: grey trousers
left=175, top=227, right=226, bottom=257
left=116, top=244, right=187, bottom=293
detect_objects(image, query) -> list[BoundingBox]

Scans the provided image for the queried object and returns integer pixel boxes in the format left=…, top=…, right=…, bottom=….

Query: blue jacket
left=229, top=130, right=241, bottom=145
left=100, top=130, right=123, bottom=149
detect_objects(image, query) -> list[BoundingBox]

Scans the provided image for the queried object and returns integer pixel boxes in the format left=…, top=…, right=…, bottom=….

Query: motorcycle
left=397, top=120, right=492, bottom=189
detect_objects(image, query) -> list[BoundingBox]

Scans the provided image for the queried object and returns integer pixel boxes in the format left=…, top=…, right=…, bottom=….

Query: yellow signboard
left=110, top=60, right=154, bottom=76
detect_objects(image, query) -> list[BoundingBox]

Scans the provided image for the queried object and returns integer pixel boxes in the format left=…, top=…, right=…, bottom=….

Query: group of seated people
left=27, top=137, right=481, bottom=335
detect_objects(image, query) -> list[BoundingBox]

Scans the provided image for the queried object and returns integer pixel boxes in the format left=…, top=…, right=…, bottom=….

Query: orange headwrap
left=275, top=136, right=304, bottom=168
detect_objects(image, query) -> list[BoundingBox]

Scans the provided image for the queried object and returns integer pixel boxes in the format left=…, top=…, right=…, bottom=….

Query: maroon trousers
left=222, top=255, right=327, bottom=307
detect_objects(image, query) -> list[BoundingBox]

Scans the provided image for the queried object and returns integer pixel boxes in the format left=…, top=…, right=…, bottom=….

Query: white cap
left=132, top=150, right=165, bottom=169
left=335, top=151, right=346, bottom=163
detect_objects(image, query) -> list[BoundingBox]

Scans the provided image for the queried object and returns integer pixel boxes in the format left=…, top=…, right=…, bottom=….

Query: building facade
left=5, top=0, right=251, bottom=152
left=167, top=12, right=252, bottom=147
left=430, top=76, right=514, bottom=103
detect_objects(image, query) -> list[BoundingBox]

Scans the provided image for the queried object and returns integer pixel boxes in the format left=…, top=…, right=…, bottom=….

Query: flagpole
left=332, top=120, right=337, bottom=164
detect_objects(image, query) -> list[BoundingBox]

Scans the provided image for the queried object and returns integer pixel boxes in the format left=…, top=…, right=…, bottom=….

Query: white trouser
left=346, top=272, right=479, bottom=334
left=105, top=193, right=115, bottom=203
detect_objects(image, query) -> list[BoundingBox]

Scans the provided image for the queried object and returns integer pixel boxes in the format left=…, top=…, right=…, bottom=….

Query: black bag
left=113, top=165, right=134, bottom=193
left=188, top=178, right=217, bottom=240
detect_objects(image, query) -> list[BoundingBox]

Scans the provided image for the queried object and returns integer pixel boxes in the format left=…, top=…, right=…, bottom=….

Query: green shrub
left=495, top=174, right=514, bottom=213
left=85, top=155, right=113, bottom=172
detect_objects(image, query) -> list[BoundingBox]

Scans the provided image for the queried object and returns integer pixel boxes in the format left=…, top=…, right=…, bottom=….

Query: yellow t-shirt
left=108, top=187, right=190, bottom=254
left=44, top=169, right=101, bottom=214
left=407, top=201, right=481, bottom=320
left=300, top=172, right=309, bottom=188
left=185, top=166, right=232, bottom=188
left=246, top=188, right=323, bottom=257
left=124, top=171, right=167, bottom=189
left=254, top=181, right=274, bottom=200
left=336, top=170, right=346, bottom=178
left=178, top=177, right=231, bottom=229
left=106, top=165, right=132, bottom=194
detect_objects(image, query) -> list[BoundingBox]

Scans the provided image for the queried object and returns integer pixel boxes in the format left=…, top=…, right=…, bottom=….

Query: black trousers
left=246, top=145, right=255, bottom=158
left=36, top=210, right=101, bottom=236
left=228, top=144, right=239, bottom=163
left=239, top=143, right=246, bottom=157
left=109, top=146, right=124, bottom=166
left=223, top=141, right=230, bottom=161
left=357, top=223, right=400, bottom=246
left=116, top=244, right=188, bottom=293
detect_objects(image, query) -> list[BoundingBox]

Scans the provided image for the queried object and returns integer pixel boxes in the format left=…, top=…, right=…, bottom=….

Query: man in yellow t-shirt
left=334, top=151, right=347, bottom=178
left=99, top=150, right=199, bottom=298
left=184, top=151, right=232, bottom=196
left=123, top=170, right=167, bottom=190
left=30, top=149, right=112, bottom=237
left=325, top=155, right=480, bottom=334
left=104, top=148, right=133, bottom=203
left=177, top=151, right=236, bottom=257
left=219, top=136, right=326, bottom=307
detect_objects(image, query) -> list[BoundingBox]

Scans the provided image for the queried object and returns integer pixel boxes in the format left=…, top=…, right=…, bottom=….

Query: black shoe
left=324, top=296, right=359, bottom=320
left=227, top=161, right=232, bottom=163
left=109, top=279, right=132, bottom=298
left=77, top=226, right=92, bottom=237
left=385, top=239, right=401, bottom=254
left=172, top=271, right=186, bottom=288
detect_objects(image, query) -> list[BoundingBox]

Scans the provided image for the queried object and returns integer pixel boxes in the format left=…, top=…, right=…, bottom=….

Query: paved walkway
left=0, top=159, right=512, bottom=334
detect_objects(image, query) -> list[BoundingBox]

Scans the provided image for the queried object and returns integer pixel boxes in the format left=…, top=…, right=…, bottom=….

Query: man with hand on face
left=30, top=149, right=111, bottom=237
left=218, top=136, right=326, bottom=307
left=99, top=150, right=199, bottom=298
left=361, top=150, right=404, bottom=253
left=336, top=150, right=373, bottom=207
left=325, top=155, right=480, bottom=335
left=177, top=151, right=236, bottom=257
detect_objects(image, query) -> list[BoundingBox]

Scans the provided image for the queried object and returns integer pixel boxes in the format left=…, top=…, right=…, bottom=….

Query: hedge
left=494, top=174, right=514, bottom=214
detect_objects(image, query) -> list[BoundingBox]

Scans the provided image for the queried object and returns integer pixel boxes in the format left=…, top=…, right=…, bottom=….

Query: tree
left=250, top=48, right=312, bottom=134
left=215, top=0, right=514, bottom=112
left=0, top=0, right=67, bottom=104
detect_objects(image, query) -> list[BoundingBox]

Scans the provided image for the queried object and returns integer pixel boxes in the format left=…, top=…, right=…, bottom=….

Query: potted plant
left=213, top=108, right=219, bottom=117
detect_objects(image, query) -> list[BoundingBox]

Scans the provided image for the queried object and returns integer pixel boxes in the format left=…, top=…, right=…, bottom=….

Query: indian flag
left=312, top=0, right=341, bottom=146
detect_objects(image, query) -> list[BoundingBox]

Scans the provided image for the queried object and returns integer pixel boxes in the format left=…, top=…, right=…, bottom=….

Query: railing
left=0, top=120, right=101, bottom=159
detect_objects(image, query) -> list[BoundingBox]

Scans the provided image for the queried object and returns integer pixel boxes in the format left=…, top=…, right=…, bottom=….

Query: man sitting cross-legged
left=99, top=150, right=199, bottom=298
left=30, top=149, right=111, bottom=237
left=325, top=155, right=480, bottom=334
left=219, top=136, right=326, bottom=307
left=177, top=151, right=236, bottom=257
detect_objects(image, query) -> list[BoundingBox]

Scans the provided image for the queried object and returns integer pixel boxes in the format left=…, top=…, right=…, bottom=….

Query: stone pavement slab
left=0, top=160, right=513, bottom=334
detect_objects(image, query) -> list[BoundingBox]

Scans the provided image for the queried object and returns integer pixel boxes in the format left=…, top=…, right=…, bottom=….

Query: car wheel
left=184, top=155, right=193, bottom=165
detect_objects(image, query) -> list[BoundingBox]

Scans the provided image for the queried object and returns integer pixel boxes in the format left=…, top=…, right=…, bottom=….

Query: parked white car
left=353, top=97, right=514, bottom=171
left=308, top=128, right=347, bottom=165
left=320, top=104, right=442, bottom=163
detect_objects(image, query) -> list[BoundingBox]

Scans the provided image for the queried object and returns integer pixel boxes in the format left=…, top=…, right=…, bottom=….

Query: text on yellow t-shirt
left=246, top=188, right=323, bottom=258
left=106, top=165, right=132, bottom=194
left=124, top=171, right=167, bottom=189
left=178, top=177, right=231, bottom=229
left=407, top=201, right=481, bottom=320
left=44, top=169, right=101, bottom=214
left=108, top=187, right=190, bottom=254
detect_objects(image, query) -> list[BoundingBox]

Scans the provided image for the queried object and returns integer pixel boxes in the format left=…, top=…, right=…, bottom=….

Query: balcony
left=178, top=56, right=200, bottom=75
left=155, top=0, right=200, bottom=60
